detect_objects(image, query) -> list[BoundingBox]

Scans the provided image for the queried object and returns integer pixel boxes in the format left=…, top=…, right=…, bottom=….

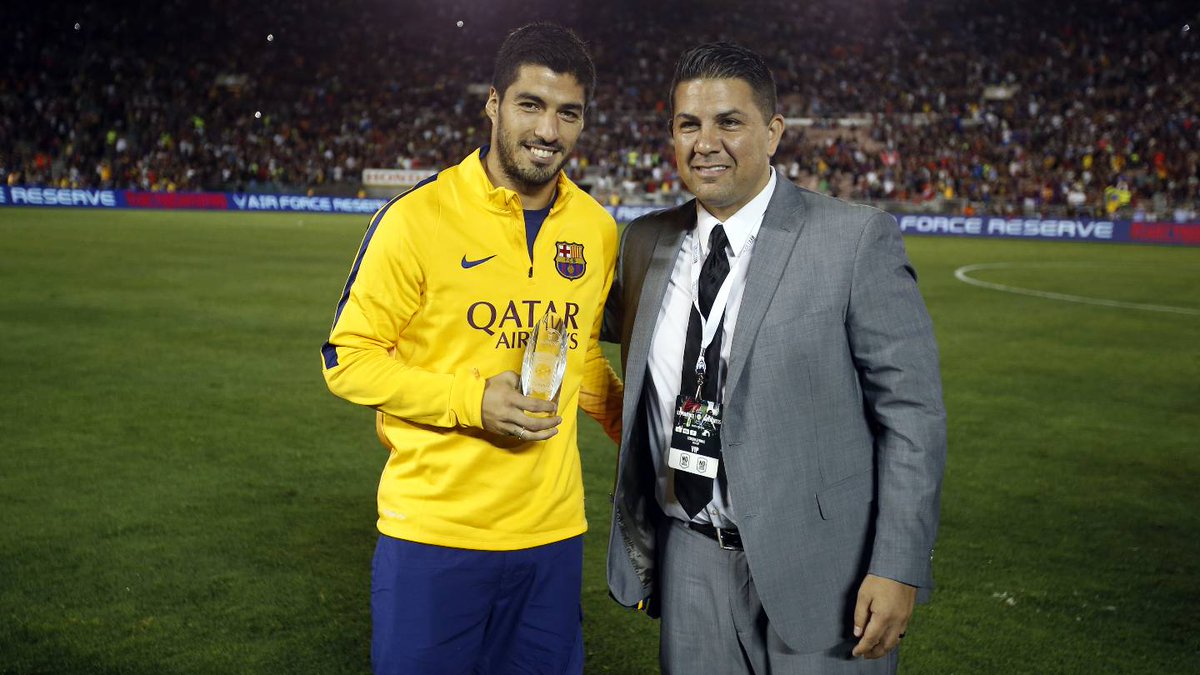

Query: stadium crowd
left=3, top=0, right=1198, bottom=219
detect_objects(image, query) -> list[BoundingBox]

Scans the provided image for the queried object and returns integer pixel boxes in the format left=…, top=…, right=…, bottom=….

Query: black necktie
left=675, top=225, right=730, bottom=518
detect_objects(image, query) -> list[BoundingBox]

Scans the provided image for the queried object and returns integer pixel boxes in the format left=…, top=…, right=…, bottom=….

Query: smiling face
left=671, top=77, right=784, bottom=221
left=485, top=64, right=586, bottom=205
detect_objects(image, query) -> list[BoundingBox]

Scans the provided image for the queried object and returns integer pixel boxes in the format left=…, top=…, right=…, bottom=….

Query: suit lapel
left=725, top=182, right=807, bottom=400
left=621, top=208, right=692, bottom=434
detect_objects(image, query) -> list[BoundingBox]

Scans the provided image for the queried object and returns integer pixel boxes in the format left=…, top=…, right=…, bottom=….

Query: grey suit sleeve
left=600, top=221, right=634, bottom=344
left=846, top=210, right=947, bottom=590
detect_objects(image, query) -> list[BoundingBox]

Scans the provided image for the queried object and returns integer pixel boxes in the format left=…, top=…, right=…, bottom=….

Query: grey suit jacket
left=605, top=178, right=947, bottom=653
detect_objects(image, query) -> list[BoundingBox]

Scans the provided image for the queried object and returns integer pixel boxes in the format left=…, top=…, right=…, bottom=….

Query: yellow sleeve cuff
left=449, top=366, right=487, bottom=429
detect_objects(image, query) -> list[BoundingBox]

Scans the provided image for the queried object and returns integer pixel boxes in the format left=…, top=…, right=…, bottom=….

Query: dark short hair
left=669, top=42, right=777, bottom=122
left=492, top=23, right=595, bottom=105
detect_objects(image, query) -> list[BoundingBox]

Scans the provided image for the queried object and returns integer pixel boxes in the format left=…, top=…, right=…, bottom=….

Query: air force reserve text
left=899, top=215, right=1115, bottom=241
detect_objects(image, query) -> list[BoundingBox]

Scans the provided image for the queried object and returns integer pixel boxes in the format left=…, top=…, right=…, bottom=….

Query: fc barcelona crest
left=554, top=241, right=586, bottom=280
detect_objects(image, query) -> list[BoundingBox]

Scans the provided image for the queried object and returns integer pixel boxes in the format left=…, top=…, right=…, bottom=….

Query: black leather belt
left=688, top=522, right=743, bottom=551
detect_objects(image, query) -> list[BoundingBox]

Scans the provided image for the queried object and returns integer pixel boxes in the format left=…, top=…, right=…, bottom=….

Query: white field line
left=953, top=262, right=1200, bottom=316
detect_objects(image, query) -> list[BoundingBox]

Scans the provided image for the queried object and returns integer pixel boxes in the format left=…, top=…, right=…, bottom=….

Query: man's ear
left=485, top=87, right=500, bottom=123
left=767, top=114, right=785, bottom=156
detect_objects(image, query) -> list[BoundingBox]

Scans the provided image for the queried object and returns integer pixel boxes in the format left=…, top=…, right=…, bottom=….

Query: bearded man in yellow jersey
left=321, top=23, right=621, bottom=675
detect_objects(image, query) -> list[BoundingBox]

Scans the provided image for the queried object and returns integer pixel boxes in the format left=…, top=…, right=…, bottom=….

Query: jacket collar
left=459, top=146, right=575, bottom=214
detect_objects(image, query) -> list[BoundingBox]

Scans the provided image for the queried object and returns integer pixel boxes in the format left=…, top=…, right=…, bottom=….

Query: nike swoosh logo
left=461, top=254, right=497, bottom=269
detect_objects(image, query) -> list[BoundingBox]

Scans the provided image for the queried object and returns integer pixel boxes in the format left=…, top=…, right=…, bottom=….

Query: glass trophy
left=521, top=309, right=569, bottom=401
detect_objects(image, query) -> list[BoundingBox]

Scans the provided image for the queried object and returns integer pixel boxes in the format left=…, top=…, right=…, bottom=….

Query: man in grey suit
left=605, top=42, right=946, bottom=673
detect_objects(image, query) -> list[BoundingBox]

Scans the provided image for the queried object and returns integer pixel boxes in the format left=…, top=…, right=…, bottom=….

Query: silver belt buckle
left=716, top=527, right=736, bottom=551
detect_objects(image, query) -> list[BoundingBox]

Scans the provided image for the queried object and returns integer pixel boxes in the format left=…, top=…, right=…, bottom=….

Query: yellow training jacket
left=322, top=148, right=622, bottom=550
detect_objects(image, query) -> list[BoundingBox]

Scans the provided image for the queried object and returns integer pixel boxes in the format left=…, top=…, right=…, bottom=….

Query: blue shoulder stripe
left=321, top=174, right=439, bottom=369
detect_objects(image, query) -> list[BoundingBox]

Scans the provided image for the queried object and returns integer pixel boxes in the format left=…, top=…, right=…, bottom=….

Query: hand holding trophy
left=479, top=309, right=566, bottom=442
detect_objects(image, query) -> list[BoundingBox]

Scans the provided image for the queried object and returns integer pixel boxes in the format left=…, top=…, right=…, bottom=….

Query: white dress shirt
left=644, top=169, right=776, bottom=528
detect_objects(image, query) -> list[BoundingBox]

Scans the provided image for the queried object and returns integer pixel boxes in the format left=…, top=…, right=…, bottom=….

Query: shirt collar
left=463, top=146, right=572, bottom=213
left=694, top=168, right=776, bottom=258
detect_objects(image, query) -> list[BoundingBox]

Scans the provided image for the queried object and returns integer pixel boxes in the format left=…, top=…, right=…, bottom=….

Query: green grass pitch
left=0, top=207, right=1197, bottom=673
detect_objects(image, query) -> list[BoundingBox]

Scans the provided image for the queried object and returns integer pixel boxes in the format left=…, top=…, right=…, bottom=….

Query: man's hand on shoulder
left=481, top=371, right=561, bottom=442
left=851, top=573, right=917, bottom=659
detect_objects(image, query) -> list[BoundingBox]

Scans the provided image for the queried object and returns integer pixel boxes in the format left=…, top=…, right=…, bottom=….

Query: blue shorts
left=371, top=534, right=584, bottom=675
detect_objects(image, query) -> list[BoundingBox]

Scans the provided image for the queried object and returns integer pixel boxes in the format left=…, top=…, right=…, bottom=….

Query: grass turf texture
left=0, top=207, right=1197, bottom=674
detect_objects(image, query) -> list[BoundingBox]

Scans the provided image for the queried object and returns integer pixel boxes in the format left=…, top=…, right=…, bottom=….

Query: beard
left=494, top=115, right=568, bottom=192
